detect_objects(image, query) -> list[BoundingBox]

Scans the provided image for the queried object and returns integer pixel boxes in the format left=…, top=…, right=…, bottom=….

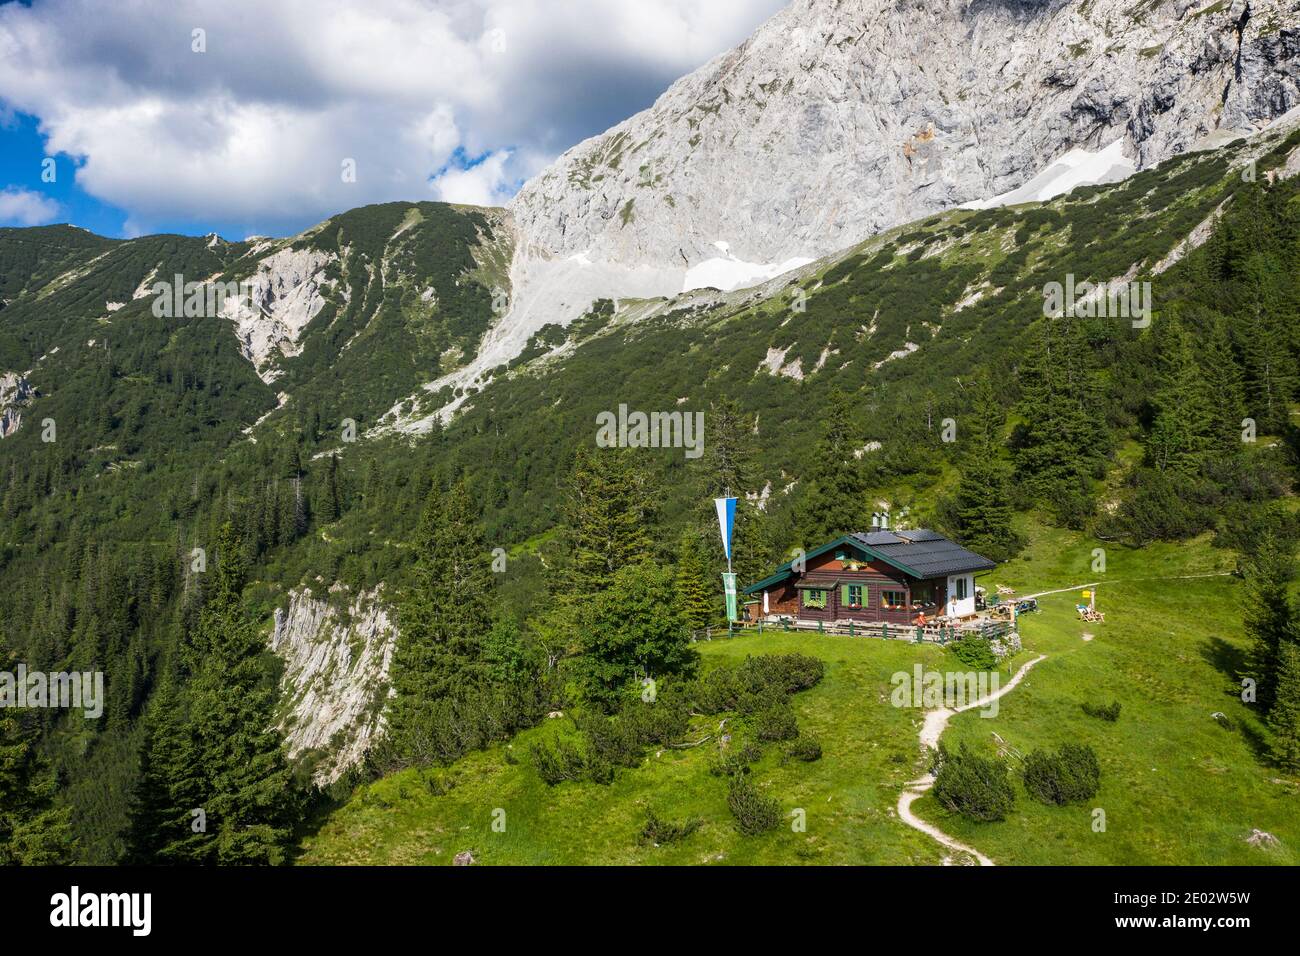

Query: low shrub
left=708, top=740, right=762, bottom=777
left=1021, top=743, right=1101, bottom=806
left=755, top=703, right=800, bottom=742
left=727, top=776, right=782, bottom=835
left=530, top=736, right=586, bottom=786
left=689, top=654, right=825, bottom=715
left=1081, top=700, right=1121, bottom=722
left=931, top=743, right=1015, bottom=822
left=638, top=808, right=701, bottom=846
left=949, top=636, right=997, bottom=671
left=784, top=738, right=822, bottom=763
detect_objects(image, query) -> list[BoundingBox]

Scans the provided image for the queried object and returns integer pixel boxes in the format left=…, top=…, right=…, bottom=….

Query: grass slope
left=299, top=523, right=1297, bottom=865
left=925, top=527, right=1297, bottom=865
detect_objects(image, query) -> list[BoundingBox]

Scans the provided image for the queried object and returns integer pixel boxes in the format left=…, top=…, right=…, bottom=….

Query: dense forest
left=2, top=126, right=1299, bottom=863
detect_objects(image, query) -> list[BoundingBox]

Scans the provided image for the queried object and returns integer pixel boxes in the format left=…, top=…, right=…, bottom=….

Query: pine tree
left=704, top=398, right=755, bottom=499
left=674, top=530, right=715, bottom=630
left=0, top=642, right=74, bottom=865
left=730, top=499, right=773, bottom=589
left=1242, top=534, right=1297, bottom=714
left=167, top=525, right=299, bottom=864
left=386, top=479, right=495, bottom=761
left=1268, top=641, right=1300, bottom=773
left=948, top=375, right=1020, bottom=560
left=1198, top=313, right=1248, bottom=458
left=321, top=452, right=341, bottom=523
left=797, top=389, right=865, bottom=542
left=1146, top=317, right=1215, bottom=475
left=126, top=668, right=204, bottom=863
left=559, top=448, right=656, bottom=595
left=1013, top=320, right=1103, bottom=525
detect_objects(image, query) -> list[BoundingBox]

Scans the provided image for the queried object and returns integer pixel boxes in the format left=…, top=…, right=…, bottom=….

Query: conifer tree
left=949, top=375, right=1020, bottom=560
left=1199, top=313, right=1248, bottom=458
left=798, top=388, right=865, bottom=541
left=559, top=448, right=656, bottom=595
left=387, top=478, right=495, bottom=760
left=169, top=524, right=299, bottom=864
left=1146, top=317, right=1214, bottom=475
left=126, top=667, right=205, bottom=863
left=321, top=452, right=341, bottom=523
left=704, top=398, right=755, bottom=500
left=1242, top=534, right=1297, bottom=714
left=1269, top=641, right=1300, bottom=773
left=1013, top=320, right=1103, bottom=525
left=674, top=530, right=715, bottom=630
left=0, top=642, right=74, bottom=865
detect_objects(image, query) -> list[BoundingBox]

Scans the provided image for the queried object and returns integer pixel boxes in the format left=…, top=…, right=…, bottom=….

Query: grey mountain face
left=509, top=0, right=1299, bottom=280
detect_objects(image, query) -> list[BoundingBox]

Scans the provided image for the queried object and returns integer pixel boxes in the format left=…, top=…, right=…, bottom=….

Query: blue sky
left=1, top=110, right=135, bottom=236
left=0, top=0, right=786, bottom=241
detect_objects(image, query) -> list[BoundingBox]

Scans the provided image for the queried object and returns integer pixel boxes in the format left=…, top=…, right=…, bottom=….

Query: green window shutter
left=841, top=584, right=851, bottom=605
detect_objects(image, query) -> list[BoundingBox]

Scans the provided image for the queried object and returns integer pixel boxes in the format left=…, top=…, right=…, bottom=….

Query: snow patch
left=964, top=139, right=1135, bottom=210
left=683, top=247, right=814, bottom=293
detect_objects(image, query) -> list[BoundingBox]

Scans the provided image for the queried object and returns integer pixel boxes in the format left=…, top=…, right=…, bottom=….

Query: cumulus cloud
left=0, top=0, right=787, bottom=234
left=0, top=186, right=60, bottom=225
left=431, top=150, right=515, bottom=207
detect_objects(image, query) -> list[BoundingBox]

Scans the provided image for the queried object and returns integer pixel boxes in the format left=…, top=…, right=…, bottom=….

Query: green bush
left=691, top=654, right=825, bottom=715
left=784, top=738, right=822, bottom=763
left=1021, top=743, right=1101, bottom=806
left=931, top=743, right=1015, bottom=822
left=755, top=703, right=799, bottom=742
left=949, top=636, right=997, bottom=671
left=530, top=736, right=587, bottom=786
left=726, top=776, right=782, bottom=835
left=708, top=739, right=762, bottom=777
left=637, top=808, right=702, bottom=846
left=1081, top=700, right=1121, bottom=721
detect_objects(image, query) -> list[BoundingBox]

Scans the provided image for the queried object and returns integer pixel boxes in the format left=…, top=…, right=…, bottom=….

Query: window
left=955, top=577, right=968, bottom=601
left=841, top=584, right=863, bottom=607
left=882, top=590, right=907, bottom=610
left=802, top=589, right=827, bottom=609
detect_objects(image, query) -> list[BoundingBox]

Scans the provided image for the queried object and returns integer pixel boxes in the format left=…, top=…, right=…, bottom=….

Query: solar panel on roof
left=853, top=531, right=902, bottom=545
left=895, top=529, right=944, bottom=542
left=847, top=528, right=998, bottom=578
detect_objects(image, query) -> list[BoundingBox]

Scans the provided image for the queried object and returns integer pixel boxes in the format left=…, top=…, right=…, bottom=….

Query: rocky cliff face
left=510, top=0, right=1299, bottom=286
left=271, top=585, right=398, bottom=785
left=219, top=247, right=338, bottom=382
left=0, top=371, right=33, bottom=438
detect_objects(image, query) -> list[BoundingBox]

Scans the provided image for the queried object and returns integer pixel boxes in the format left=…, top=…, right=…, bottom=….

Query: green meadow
left=299, top=524, right=1298, bottom=865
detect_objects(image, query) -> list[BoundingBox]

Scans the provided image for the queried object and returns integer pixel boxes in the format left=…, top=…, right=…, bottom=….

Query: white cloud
left=431, top=150, right=514, bottom=207
left=0, top=186, right=59, bottom=225
left=0, top=0, right=787, bottom=234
